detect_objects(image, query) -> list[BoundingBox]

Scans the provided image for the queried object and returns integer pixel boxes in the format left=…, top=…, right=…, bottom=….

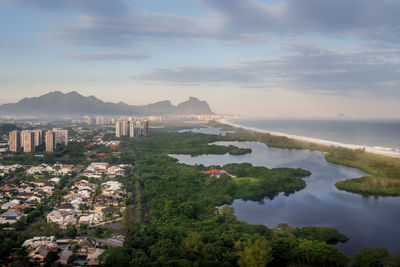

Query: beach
left=217, top=119, right=400, bottom=158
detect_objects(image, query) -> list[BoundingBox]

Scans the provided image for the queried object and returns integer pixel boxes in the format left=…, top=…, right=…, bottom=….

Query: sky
left=0, top=0, right=400, bottom=118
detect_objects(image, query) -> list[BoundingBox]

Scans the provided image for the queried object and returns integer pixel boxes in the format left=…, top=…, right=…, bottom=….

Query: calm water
left=179, top=127, right=233, bottom=136
left=171, top=138, right=400, bottom=256
left=231, top=119, right=400, bottom=150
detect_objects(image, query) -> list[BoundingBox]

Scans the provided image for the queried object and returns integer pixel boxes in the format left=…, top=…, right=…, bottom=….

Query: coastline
left=217, top=119, right=400, bottom=158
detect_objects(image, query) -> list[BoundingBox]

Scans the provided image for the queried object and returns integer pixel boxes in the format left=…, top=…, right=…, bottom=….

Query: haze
left=1, top=0, right=400, bottom=118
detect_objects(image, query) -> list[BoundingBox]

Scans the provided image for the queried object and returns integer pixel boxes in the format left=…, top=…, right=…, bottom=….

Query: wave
left=217, top=119, right=400, bottom=158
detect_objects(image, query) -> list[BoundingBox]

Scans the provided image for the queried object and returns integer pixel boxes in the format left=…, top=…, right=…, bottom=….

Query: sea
left=228, top=118, right=400, bottom=152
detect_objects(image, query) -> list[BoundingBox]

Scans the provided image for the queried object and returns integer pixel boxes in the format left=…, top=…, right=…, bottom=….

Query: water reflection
left=170, top=141, right=400, bottom=256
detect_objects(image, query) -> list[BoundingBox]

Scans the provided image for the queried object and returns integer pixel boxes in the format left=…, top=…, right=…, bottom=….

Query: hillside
left=0, top=91, right=214, bottom=117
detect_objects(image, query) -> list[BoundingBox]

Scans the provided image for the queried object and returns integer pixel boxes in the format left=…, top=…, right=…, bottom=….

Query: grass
left=336, top=176, right=400, bottom=196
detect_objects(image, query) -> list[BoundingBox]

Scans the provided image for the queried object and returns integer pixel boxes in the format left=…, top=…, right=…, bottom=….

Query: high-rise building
left=53, top=129, right=68, bottom=146
left=143, top=120, right=149, bottom=136
left=116, top=121, right=122, bottom=138
left=32, top=129, right=43, bottom=147
left=20, top=130, right=27, bottom=148
left=136, top=121, right=142, bottom=136
left=129, top=121, right=136, bottom=139
left=87, top=117, right=96, bottom=125
left=46, top=131, right=56, bottom=153
left=116, top=119, right=129, bottom=137
left=9, top=130, right=21, bottom=152
left=23, top=131, right=35, bottom=153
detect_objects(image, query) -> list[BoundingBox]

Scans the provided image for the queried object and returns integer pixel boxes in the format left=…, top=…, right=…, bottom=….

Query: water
left=179, top=127, right=233, bottom=136
left=170, top=138, right=400, bottom=256
left=230, top=119, right=400, bottom=150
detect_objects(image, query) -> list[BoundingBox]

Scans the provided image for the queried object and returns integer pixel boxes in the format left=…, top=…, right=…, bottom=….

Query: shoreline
left=217, top=119, right=400, bottom=158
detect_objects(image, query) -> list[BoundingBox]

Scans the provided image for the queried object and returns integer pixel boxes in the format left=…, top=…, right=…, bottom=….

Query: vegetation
left=112, top=127, right=351, bottom=266
left=352, top=247, right=400, bottom=267
left=327, top=148, right=400, bottom=196
left=2, top=122, right=398, bottom=265
left=216, top=123, right=400, bottom=196
left=277, top=224, right=349, bottom=245
left=0, top=123, right=19, bottom=137
left=335, top=176, right=400, bottom=196
left=220, top=163, right=310, bottom=201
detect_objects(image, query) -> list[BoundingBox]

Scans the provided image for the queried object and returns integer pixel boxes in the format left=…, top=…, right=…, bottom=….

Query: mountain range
left=0, top=91, right=214, bottom=117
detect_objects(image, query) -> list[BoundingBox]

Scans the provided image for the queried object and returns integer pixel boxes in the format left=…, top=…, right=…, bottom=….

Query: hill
left=0, top=91, right=214, bottom=117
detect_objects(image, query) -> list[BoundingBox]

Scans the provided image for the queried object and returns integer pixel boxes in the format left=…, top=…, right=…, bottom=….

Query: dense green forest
left=99, top=128, right=353, bottom=266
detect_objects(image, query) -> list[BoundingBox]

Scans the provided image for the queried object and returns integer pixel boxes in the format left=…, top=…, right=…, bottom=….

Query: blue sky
left=1, top=0, right=400, bottom=118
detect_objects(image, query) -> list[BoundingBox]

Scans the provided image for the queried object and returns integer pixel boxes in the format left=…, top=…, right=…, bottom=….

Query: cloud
left=4, top=0, right=127, bottom=15
left=200, top=0, right=400, bottom=42
left=61, top=51, right=150, bottom=61
left=5, top=0, right=400, bottom=46
left=135, top=45, right=400, bottom=94
left=52, top=12, right=223, bottom=46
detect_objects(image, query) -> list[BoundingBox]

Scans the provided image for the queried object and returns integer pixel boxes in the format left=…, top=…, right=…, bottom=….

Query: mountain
left=0, top=91, right=214, bottom=117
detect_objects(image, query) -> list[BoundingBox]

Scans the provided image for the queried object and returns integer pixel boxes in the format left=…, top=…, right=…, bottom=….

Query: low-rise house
left=86, top=162, right=109, bottom=174
left=54, top=164, right=75, bottom=175
left=96, top=194, right=115, bottom=206
left=26, top=164, right=55, bottom=175
left=9, top=205, right=28, bottom=213
left=101, top=207, right=120, bottom=219
left=16, top=192, right=34, bottom=201
left=28, top=246, right=54, bottom=263
left=46, top=210, right=65, bottom=225
left=22, top=236, right=58, bottom=263
left=0, top=164, right=22, bottom=173
left=49, top=177, right=60, bottom=184
left=46, top=210, right=74, bottom=227
left=42, top=186, right=55, bottom=195
left=78, top=214, right=94, bottom=225
left=204, top=169, right=236, bottom=178
left=0, top=210, right=23, bottom=224
left=74, top=180, right=95, bottom=191
left=59, top=203, right=75, bottom=212
left=62, top=215, right=77, bottom=229
left=106, top=166, right=125, bottom=178
left=22, top=236, right=57, bottom=250
left=77, top=190, right=92, bottom=200
left=82, top=172, right=102, bottom=179
left=18, top=186, right=34, bottom=193
left=101, top=181, right=122, bottom=195
left=26, top=195, right=42, bottom=204
left=1, top=199, right=20, bottom=210
left=86, top=248, right=104, bottom=266
left=64, top=193, right=83, bottom=202
left=59, top=249, right=73, bottom=265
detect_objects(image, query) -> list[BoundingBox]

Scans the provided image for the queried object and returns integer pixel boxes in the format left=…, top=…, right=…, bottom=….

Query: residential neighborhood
left=0, top=136, right=132, bottom=265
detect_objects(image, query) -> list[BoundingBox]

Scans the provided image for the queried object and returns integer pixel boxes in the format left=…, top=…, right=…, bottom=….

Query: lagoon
left=171, top=139, right=400, bottom=256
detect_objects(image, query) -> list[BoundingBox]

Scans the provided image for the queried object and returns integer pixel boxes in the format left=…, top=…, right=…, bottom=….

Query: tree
left=44, top=251, right=59, bottom=267
left=270, top=232, right=299, bottom=266
left=122, top=206, right=135, bottom=229
left=65, top=224, right=78, bottom=238
left=235, top=238, right=273, bottom=267
left=353, top=247, right=390, bottom=267
left=124, top=223, right=157, bottom=251
left=181, top=232, right=204, bottom=260
left=297, top=239, right=349, bottom=266
left=99, top=247, right=131, bottom=267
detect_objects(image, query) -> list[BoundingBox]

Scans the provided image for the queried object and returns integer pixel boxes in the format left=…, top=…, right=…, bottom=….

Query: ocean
left=228, top=118, right=400, bottom=152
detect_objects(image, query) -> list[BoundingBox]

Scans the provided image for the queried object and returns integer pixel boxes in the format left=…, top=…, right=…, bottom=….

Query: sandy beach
left=217, top=119, right=400, bottom=158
